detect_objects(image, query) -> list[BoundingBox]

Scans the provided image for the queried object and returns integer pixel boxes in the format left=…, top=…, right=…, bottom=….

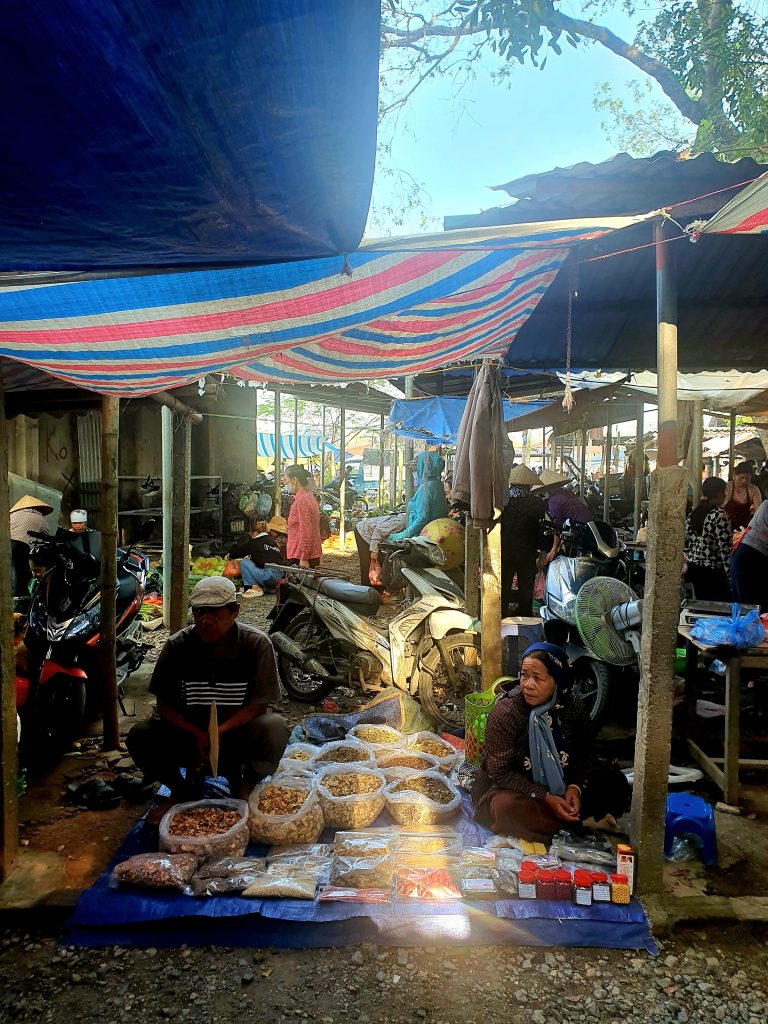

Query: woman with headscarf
left=731, top=499, right=768, bottom=612
left=471, top=643, right=631, bottom=842
left=684, top=477, right=732, bottom=601
left=354, top=451, right=448, bottom=585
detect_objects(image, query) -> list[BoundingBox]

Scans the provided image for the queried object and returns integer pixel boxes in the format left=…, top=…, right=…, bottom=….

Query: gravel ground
left=1, top=925, right=767, bottom=1024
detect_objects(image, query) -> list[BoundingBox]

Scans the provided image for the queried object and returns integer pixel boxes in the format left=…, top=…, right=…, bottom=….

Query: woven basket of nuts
left=384, top=771, right=462, bottom=826
left=310, top=739, right=375, bottom=769
left=248, top=777, right=324, bottom=846
left=315, top=765, right=387, bottom=828
left=159, top=799, right=250, bottom=862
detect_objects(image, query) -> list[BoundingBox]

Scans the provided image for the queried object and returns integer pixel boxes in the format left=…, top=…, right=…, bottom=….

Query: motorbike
left=539, top=517, right=630, bottom=723
left=17, top=522, right=154, bottom=769
left=317, top=484, right=369, bottom=520
left=267, top=537, right=480, bottom=729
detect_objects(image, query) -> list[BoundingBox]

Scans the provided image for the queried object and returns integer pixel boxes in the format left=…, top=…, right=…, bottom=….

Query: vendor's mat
left=66, top=800, right=655, bottom=952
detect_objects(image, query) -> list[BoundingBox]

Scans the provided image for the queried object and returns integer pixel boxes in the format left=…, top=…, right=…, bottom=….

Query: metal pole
left=293, top=396, right=299, bottom=468
left=254, top=388, right=258, bottom=474
left=0, top=377, right=19, bottom=881
left=728, top=411, right=737, bottom=479
left=169, top=416, right=192, bottom=635
left=273, top=387, right=282, bottom=513
left=379, top=413, right=385, bottom=515
left=339, top=403, right=346, bottom=546
left=541, top=428, right=546, bottom=470
left=633, top=402, right=644, bottom=535
left=321, top=405, right=326, bottom=487
left=393, top=434, right=399, bottom=508
left=161, top=407, right=173, bottom=627
left=631, top=221, right=686, bottom=895
left=99, top=396, right=121, bottom=751
left=404, top=377, right=415, bottom=499
left=603, top=419, right=612, bottom=521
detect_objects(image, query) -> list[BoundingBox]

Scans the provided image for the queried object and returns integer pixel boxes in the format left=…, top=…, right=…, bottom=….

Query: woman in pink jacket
left=284, top=465, right=323, bottom=568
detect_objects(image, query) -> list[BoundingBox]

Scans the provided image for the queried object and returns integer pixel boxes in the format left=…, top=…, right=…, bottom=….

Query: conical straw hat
left=10, top=494, right=53, bottom=515
left=508, top=464, right=541, bottom=487
left=532, top=468, right=571, bottom=491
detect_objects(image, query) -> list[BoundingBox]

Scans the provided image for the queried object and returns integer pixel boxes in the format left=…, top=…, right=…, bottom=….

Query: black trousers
left=126, top=711, right=289, bottom=792
left=501, top=547, right=538, bottom=617
left=685, top=562, right=731, bottom=602
left=731, top=544, right=768, bottom=612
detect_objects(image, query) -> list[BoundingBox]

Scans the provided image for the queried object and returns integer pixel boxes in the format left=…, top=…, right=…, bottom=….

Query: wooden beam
left=273, top=387, right=282, bottom=512
left=99, top=397, right=121, bottom=751
left=339, top=404, right=346, bottom=547
left=481, top=525, right=502, bottom=688
left=464, top=526, right=480, bottom=619
left=0, top=377, right=18, bottom=881
left=169, top=416, right=191, bottom=635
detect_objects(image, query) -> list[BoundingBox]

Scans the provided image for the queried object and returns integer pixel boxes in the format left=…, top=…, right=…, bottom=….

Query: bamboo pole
left=603, top=419, right=613, bottom=521
left=161, top=407, right=173, bottom=626
left=728, top=411, right=737, bottom=478
left=0, top=378, right=18, bottom=881
left=481, top=525, right=502, bottom=688
left=169, top=416, right=191, bottom=635
left=339, top=403, right=347, bottom=547
left=99, top=396, right=121, bottom=751
left=379, top=413, right=385, bottom=515
left=273, top=387, right=282, bottom=511
left=403, top=377, right=415, bottom=499
left=633, top=402, right=645, bottom=534
left=321, top=405, right=326, bottom=487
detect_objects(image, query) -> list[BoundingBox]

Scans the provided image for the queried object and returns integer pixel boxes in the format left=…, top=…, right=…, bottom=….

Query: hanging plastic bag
left=533, top=569, right=547, bottom=602
left=223, top=559, right=241, bottom=579
left=690, top=604, right=767, bottom=650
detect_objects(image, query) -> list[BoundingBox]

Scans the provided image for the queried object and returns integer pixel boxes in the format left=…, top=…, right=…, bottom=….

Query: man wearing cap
left=10, top=495, right=52, bottom=596
left=228, top=515, right=288, bottom=597
left=126, top=576, right=288, bottom=804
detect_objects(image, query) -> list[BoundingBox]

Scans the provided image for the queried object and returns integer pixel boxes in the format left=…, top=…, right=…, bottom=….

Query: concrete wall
left=6, top=411, right=79, bottom=521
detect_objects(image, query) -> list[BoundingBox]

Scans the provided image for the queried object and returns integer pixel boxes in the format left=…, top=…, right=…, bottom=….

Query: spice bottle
left=591, top=871, right=611, bottom=902
left=518, top=868, right=538, bottom=900
left=610, top=872, right=631, bottom=905
left=536, top=868, right=557, bottom=900
left=572, top=869, right=593, bottom=907
left=554, top=868, right=572, bottom=900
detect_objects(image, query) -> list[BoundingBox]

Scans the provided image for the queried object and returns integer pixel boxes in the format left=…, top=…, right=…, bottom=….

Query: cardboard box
left=616, top=843, right=635, bottom=894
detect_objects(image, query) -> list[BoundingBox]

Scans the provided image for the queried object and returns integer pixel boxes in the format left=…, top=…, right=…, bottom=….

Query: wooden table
left=680, top=624, right=768, bottom=805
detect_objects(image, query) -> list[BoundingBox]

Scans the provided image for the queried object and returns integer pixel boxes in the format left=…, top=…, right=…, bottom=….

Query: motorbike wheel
left=572, top=658, right=611, bottom=724
left=276, top=610, right=339, bottom=703
left=415, top=632, right=482, bottom=730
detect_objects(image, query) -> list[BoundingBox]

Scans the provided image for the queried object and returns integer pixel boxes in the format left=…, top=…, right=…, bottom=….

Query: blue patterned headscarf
left=522, top=642, right=571, bottom=796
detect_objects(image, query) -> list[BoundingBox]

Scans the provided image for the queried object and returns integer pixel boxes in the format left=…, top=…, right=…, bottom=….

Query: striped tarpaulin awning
left=0, top=215, right=652, bottom=396
left=700, top=172, right=768, bottom=235
left=256, top=432, right=325, bottom=459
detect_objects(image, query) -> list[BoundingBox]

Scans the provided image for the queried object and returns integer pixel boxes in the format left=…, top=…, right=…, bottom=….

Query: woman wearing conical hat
left=9, top=495, right=52, bottom=597
left=501, top=465, right=546, bottom=616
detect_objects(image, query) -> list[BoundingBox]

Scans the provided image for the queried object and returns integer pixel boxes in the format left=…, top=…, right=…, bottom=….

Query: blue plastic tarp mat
left=66, top=798, right=656, bottom=952
left=0, top=0, right=379, bottom=269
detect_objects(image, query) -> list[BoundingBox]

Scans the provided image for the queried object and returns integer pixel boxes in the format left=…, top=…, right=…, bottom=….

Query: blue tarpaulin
left=0, top=0, right=379, bottom=269
left=390, top=398, right=549, bottom=445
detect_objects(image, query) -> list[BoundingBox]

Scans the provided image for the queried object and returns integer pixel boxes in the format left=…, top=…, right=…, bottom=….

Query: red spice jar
left=518, top=868, right=538, bottom=900
left=554, top=868, right=572, bottom=900
left=536, top=868, right=557, bottom=900
left=591, top=871, right=611, bottom=902
left=572, top=869, right=593, bottom=907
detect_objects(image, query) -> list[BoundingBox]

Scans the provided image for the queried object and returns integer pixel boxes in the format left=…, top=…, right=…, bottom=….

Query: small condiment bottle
left=554, top=867, right=572, bottom=900
left=519, top=860, right=538, bottom=874
left=536, top=868, right=557, bottom=900
left=591, top=871, right=611, bottom=902
left=610, top=872, right=631, bottom=905
left=572, top=870, right=593, bottom=907
left=518, top=868, right=538, bottom=900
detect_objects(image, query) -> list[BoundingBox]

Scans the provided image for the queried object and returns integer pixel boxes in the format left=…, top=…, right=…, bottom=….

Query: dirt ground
left=4, top=539, right=768, bottom=908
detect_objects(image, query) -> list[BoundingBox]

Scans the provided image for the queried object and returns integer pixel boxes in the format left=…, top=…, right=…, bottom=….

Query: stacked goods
left=247, top=778, right=324, bottom=845
left=315, top=765, right=387, bottom=828
left=384, top=771, right=462, bottom=826
left=159, top=799, right=250, bottom=861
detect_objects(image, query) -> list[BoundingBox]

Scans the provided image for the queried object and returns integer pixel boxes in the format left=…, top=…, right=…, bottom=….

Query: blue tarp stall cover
left=0, top=0, right=379, bottom=269
left=390, top=397, right=549, bottom=444
left=255, top=432, right=325, bottom=460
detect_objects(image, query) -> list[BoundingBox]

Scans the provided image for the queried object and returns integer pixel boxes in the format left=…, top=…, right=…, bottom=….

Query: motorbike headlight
left=67, top=611, right=98, bottom=639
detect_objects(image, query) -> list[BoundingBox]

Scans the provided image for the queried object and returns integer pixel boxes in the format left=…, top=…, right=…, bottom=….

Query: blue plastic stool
left=664, top=792, right=717, bottom=866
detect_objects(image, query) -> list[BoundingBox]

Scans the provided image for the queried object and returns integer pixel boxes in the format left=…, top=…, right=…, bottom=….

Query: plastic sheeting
left=256, top=433, right=325, bottom=460
left=67, top=795, right=656, bottom=952
left=0, top=0, right=379, bottom=269
left=390, top=398, right=549, bottom=445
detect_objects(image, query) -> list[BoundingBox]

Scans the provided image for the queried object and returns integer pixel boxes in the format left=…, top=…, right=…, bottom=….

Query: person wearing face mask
left=471, top=643, right=630, bottom=842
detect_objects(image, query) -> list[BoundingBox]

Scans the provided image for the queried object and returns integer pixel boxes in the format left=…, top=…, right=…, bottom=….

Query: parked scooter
left=539, top=518, right=630, bottom=722
left=267, top=538, right=479, bottom=729
left=17, top=522, right=154, bottom=769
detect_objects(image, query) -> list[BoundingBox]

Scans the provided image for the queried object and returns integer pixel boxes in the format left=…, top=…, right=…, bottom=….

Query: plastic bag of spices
left=401, top=732, right=458, bottom=773
left=316, top=765, right=387, bottom=829
left=196, top=856, right=267, bottom=879
left=384, top=771, right=462, bottom=827
left=248, top=777, right=324, bottom=846
left=159, top=799, right=250, bottom=862
left=113, top=852, right=199, bottom=890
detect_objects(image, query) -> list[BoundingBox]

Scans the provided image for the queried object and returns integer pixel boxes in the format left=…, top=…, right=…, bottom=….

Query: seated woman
left=684, top=477, right=733, bottom=601
left=354, top=451, right=448, bottom=585
left=471, top=643, right=630, bottom=843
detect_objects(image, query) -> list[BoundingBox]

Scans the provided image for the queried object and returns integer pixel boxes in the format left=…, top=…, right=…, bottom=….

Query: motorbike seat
left=116, top=571, right=139, bottom=611
left=308, top=576, right=382, bottom=611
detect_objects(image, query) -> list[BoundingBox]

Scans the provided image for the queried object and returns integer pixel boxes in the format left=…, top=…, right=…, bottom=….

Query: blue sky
left=370, top=6, right=688, bottom=234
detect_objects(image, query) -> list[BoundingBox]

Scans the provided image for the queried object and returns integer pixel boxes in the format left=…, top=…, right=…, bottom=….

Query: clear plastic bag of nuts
left=278, top=742, right=319, bottom=775
left=375, top=749, right=442, bottom=782
left=401, top=732, right=459, bottom=773
left=347, top=724, right=404, bottom=751
left=315, top=765, right=387, bottom=828
left=309, top=738, right=375, bottom=770
left=159, top=799, right=250, bottom=862
left=384, top=771, right=462, bottom=826
left=248, top=776, right=324, bottom=846
left=330, top=852, right=394, bottom=889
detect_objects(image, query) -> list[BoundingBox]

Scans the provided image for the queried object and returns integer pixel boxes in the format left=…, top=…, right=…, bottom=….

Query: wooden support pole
left=0, top=378, right=18, bottom=881
left=339, top=404, right=346, bottom=547
left=689, top=400, right=704, bottom=499
left=603, top=419, right=613, bottom=522
left=464, top=526, right=481, bottom=619
left=293, top=397, right=299, bottom=467
left=321, top=405, right=326, bottom=487
left=633, top=402, right=645, bottom=535
left=579, top=425, right=587, bottom=498
left=161, top=407, right=173, bottom=627
left=541, top=428, right=546, bottom=470
left=99, top=396, right=121, bottom=751
left=481, top=524, right=502, bottom=688
left=403, top=377, right=415, bottom=500
left=169, top=416, right=191, bottom=636
left=273, top=387, right=282, bottom=511
left=379, top=413, right=385, bottom=515
left=728, top=411, right=737, bottom=479
left=631, top=220, right=686, bottom=895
